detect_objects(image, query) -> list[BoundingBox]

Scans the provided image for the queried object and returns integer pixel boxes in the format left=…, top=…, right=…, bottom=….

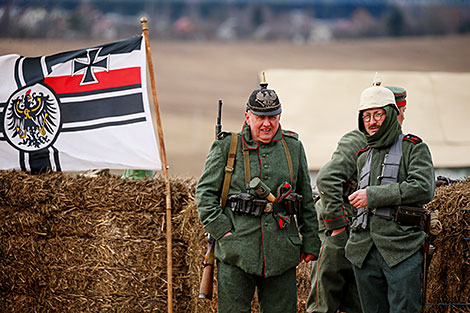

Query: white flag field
left=0, top=35, right=162, bottom=172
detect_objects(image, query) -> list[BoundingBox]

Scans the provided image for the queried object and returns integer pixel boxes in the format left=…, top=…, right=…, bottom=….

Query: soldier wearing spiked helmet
left=196, top=73, right=320, bottom=312
left=345, top=73, right=435, bottom=313
left=307, top=73, right=411, bottom=313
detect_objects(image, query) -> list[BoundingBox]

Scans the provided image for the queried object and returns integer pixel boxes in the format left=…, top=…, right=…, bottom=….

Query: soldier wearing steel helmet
left=345, top=84, right=435, bottom=312
left=306, top=77, right=410, bottom=313
left=196, top=76, right=320, bottom=312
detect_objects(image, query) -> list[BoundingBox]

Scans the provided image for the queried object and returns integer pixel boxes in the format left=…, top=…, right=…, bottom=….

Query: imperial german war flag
left=0, top=36, right=162, bottom=172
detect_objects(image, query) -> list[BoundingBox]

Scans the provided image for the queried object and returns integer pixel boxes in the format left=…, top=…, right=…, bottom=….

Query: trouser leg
left=307, top=229, right=361, bottom=313
left=257, top=266, right=297, bottom=313
left=217, top=260, right=256, bottom=313
left=383, top=249, right=423, bottom=313
left=353, top=246, right=389, bottom=313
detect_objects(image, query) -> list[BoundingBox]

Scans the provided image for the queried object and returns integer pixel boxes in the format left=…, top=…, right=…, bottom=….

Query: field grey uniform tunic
left=307, top=129, right=365, bottom=313
left=196, top=123, right=320, bottom=278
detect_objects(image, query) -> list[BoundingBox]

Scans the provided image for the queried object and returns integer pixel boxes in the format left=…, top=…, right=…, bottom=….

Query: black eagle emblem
left=6, top=88, right=58, bottom=148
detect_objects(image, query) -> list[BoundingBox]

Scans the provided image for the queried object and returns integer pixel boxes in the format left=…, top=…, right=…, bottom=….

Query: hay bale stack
left=424, top=179, right=470, bottom=313
left=1, top=171, right=469, bottom=312
left=0, top=170, right=208, bottom=313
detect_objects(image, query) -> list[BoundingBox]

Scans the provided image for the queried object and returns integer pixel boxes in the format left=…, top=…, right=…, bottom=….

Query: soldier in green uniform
left=346, top=85, right=435, bottom=313
left=196, top=79, right=321, bottom=313
left=306, top=84, right=408, bottom=313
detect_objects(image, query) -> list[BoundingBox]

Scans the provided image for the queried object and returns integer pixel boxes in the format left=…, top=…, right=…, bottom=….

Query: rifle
left=422, top=211, right=433, bottom=305
left=198, top=99, right=223, bottom=300
left=199, top=233, right=215, bottom=299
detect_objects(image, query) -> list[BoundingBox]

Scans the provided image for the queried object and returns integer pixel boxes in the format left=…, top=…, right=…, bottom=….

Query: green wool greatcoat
left=345, top=123, right=435, bottom=268
left=316, top=129, right=366, bottom=231
left=196, top=123, right=320, bottom=277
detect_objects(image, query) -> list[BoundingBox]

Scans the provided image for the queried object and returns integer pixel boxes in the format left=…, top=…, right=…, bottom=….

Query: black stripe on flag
left=23, top=57, right=44, bottom=86
left=20, top=151, right=26, bottom=171
left=45, top=36, right=142, bottom=75
left=0, top=102, right=5, bottom=139
left=29, top=149, right=52, bottom=174
left=61, top=117, right=147, bottom=132
left=53, top=147, right=61, bottom=171
left=60, top=93, right=145, bottom=123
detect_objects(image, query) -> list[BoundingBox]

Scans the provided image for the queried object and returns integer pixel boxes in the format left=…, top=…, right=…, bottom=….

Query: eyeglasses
left=362, top=112, right=386, bottom=122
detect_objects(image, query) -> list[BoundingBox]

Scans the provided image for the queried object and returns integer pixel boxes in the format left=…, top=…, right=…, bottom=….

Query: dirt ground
left=1, top=35, right=469, bottom=177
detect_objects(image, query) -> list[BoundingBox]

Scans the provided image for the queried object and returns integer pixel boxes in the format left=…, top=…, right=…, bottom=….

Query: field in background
left=1, top=35, right=469, bottom=177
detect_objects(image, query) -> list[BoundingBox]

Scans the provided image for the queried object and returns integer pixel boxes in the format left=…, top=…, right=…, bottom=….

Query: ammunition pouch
left=283, top=193, right=303, bottom=216
left=228, top=193, right=269, bottom=217
left=228, top=192, right=302, bottom=217
left=369, top=205, right=426, bottom=230
left=394, top=206, right=426, bottom=230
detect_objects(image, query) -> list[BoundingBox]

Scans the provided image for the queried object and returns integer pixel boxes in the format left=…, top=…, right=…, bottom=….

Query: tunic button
left=264, top=176, right=269, bottom=180
left=264, top=164, right=269, bottom=169
left=264, top=223, right=269, bottom=226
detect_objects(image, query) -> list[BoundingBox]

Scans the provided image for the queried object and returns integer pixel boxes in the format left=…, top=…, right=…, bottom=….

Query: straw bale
left=0, top=170, right=195, bottom=313
left=1, top=171, right=469, bottom=312
left=423, top=179, right=470, bottom=313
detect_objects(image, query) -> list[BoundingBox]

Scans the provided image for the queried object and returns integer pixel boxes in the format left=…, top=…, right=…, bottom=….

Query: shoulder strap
left=380, top=134, right=404, bottom=185
left=281, top=138, right=294, bottom=185
left=359, top=149, right=373, bottom=190
left=243, top=146, right=251, bottom=187
left=220, top=132, right=238, bottom=208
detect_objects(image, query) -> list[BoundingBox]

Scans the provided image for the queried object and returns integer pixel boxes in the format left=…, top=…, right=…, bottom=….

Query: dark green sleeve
left=367, top=141, right=435, bottom=207
left=195, top=139, right=233, bottom=239
left=317, top=130, right=366, bottom=230
left=295, top=141, right=321, bottom=257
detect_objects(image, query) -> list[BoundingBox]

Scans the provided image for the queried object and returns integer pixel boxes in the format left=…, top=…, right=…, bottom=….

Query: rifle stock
left=199, top=234, right=215, bottom=299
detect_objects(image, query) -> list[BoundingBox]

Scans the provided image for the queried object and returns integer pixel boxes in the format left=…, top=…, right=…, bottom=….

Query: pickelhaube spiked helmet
left=246, top=72, right=282, bottom=116
left=358, top=72, right=397, bottom=112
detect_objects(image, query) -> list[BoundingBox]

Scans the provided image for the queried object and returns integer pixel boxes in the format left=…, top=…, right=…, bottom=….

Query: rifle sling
left=281, top=138, right=294, bottom=185
left=243, top=146, right=250, bottom=186
left=220, top=132, right=238, bottom=209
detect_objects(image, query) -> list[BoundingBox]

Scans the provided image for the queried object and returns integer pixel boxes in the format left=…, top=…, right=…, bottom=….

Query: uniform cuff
left=323, top=215, right=349, bottom=230
left=301, top=235, right=321, bottom=257
left=367, top=184, right=401, bottom=208
left=203, top=213, right=233, bottom=240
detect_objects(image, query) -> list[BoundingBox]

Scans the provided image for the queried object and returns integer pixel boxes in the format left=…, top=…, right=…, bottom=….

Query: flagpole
left=140, top=17, right=173, bottom=313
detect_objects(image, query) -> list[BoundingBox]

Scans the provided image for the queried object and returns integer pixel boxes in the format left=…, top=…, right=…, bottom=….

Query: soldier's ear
left=245, top=112, right=251, bottom=126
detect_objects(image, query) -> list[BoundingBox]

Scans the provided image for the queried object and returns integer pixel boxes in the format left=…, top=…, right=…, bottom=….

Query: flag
left=0, top=36, right=162, bottom=172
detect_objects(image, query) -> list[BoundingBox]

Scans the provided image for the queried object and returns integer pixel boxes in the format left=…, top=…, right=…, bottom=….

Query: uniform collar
left=241, top=121, right=283, bottom=150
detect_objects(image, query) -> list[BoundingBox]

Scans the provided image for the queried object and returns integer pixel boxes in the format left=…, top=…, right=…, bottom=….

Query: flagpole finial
left=372, top=72, right=381, bottom=86
left=140, top=17, right=148, bottom=31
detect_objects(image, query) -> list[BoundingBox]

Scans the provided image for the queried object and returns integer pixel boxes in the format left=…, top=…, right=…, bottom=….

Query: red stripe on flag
left=44, top=67, right=141, bottom=94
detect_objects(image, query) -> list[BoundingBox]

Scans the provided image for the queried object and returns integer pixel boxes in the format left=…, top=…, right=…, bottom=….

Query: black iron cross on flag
left=72, top=47, right=109, bottom=85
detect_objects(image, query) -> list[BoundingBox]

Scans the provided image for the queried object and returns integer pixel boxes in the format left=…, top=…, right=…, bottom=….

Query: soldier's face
left=245, top=111, right=280, bottom=144
left=362, top=108, right=386, bottom=135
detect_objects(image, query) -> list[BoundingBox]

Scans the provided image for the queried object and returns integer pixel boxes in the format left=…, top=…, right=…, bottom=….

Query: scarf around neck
left=359, top=105, right=402, bottom=149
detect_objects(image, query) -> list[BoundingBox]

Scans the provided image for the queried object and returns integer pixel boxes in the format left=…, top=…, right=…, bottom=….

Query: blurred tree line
left=0, top=0, right=469, bottom=42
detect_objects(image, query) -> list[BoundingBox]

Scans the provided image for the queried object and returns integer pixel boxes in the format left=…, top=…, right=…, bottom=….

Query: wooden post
left=140, top=17, right=173, bottom=313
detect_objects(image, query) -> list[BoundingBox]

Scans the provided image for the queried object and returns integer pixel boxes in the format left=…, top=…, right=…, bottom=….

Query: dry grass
left=0, top=172, right=468, bottom=312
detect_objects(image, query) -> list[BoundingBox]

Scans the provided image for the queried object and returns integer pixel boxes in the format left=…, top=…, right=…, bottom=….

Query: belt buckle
left=264, top=202, right=273, bottom=213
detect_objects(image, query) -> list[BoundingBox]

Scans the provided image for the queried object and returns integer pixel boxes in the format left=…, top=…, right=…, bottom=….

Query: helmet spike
left=260, top=71, right=268, bottom=89
left=372, top=72, right=381, bottom=86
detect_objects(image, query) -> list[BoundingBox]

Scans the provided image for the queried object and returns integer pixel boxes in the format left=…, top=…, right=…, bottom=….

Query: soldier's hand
left=331, top=226, right=346, bottom=236
left=348, top=189, right=368, bottom=209
left=300, top=253, right=315, bottom=263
